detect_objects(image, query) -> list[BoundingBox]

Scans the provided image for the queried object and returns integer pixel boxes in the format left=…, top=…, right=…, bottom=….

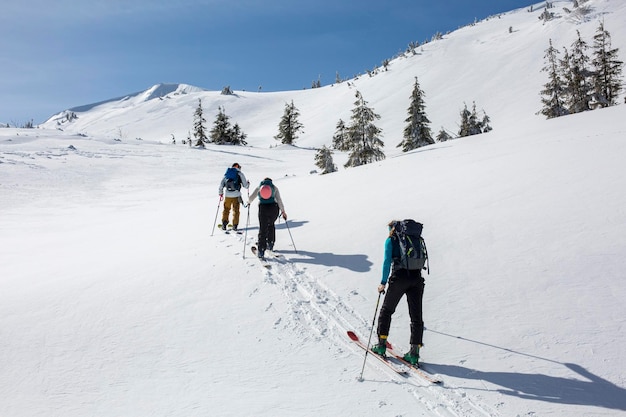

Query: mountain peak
left=142, top=83, right=206, bottom=101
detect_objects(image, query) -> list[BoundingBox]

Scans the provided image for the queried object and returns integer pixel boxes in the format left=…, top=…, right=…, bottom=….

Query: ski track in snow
left=219, top=232, right=503, bottom=417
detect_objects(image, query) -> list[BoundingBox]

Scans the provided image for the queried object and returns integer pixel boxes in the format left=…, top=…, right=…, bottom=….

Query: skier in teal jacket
left=371, top=220, right=425, bottom=365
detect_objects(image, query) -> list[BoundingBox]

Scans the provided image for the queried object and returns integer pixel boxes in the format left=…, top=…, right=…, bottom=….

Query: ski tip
left=347, top=330, right=358, bottom=341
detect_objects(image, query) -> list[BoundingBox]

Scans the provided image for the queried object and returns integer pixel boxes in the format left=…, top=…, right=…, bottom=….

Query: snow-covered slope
left=2, top=1, right=626, bottom=416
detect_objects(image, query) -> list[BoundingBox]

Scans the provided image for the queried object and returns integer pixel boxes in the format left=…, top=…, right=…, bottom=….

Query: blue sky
left=1, top=0, right=534, bottom=125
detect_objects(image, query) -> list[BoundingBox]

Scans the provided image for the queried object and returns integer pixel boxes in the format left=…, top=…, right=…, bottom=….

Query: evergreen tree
left=540, top=39, right=569, bottom=119
left=314, top=146, right=337, bottom=174
left=331, top=119, right=350, bottom=151
left=398, top=77, right=434, bottom=152
left=592, top=21, right=624, bottom=108
left=480, top=112, right=492, bottom=133
left=274, top=100, right=304, bottom=145
left=193, top=99, right=208, bottom=147
left=467, top=103, right=482, bottom=135
left=344, top=91, right=385, bottom=168
left=458, top=104, right=472, bottom=137
left=209, top=106, right=247, bottom=145
left=436, top=127, right=453, bottom=142
left=567, top=30, right=594, bottom=113
left=210, top=106, right=233, bottom=144
left=230, top=123, right=248, bottom=146
left=559, top=45, right=574, bottom=100
left=458, top=102, right=488, bottom=137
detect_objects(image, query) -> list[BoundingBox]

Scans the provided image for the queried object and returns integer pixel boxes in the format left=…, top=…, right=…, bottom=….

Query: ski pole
left=242, top=189, right=251, bottom=259
left=359, top=291, right=382, bottom=381
left=211, top=194, right=224, bottom=237
left=282, top=215, right=298, bottom=254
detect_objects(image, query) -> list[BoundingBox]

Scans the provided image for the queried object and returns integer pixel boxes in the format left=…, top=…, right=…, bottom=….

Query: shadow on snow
left=278, top=249, right=373, bottom=273
left=427, top=362, right=626, bottom=411
left=244, top=220, right=373, bottom=272
left=425, top=328, right=626, bottom=411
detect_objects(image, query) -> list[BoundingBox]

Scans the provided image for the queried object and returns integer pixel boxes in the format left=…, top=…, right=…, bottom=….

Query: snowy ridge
left=43, top=83, right=206, bottom=128
left=38, top=0, right=626, bottom=150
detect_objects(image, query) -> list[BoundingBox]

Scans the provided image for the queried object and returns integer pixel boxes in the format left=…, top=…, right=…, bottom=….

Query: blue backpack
left=224, top=168, right=241, bottom=192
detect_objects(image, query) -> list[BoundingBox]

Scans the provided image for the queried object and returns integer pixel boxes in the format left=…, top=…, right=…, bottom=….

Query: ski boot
left=371, top=335, right=387, bottom=356
left=403, top=344, right=421, bottom=365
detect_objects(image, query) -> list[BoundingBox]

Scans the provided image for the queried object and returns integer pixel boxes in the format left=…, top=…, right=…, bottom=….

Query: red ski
left=385, top=341, right=443, bottom=384
left=346, top=331, right=409, bottom=376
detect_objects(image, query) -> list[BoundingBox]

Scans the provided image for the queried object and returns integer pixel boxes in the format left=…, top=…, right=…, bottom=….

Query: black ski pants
left=377, top=268, right=425, bottom=346
left=258, top=203, right=280, bottom=252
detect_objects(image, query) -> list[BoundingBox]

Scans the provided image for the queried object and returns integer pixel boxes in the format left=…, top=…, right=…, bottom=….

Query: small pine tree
left=314, top=146, right=337, bottom=174
left=274, top=100, right=304, bottom=145
left=540, top=39, right=569, bottom=119
left=230, top=123, right=248, bottom=146
left=344, top=91, right=385, bottom=168
left=208, top=107, right=248, bottom=145
left=193, top=99, right=207, bottom=147
left=567, top=30, right=594, bottom=113
left=398, top=77, right=434, bottom=152
left=480, top=113, right=492, bottom=133
left=332, top=119, right=350, bottom=151
left=210, top=106, right=232, bottom=144
left=558, top=46, right=575, bottom=105
left=436, top=127, right=452, bottom=142
left=591, top=21, right=624, bottom=108
left=539, top=9, right=555, bottom=21
left=458, top=104, right=472, bottom=137
left=468, top=103, right=483, bottom=135
left=458, top=102, right=489, bottom=137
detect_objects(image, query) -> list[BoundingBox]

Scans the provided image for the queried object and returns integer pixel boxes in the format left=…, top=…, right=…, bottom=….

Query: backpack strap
left=421, top=236, right=429, bottom=274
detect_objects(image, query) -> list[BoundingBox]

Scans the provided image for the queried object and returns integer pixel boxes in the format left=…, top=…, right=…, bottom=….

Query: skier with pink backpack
left=248, top=178, right=287, bottom=259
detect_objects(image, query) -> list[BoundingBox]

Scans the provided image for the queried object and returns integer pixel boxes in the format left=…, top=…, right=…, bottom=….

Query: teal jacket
left=381, top=237, right=401, bottom=285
